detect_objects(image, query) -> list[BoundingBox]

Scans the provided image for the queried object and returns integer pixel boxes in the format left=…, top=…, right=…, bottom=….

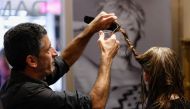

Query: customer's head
left=4, top=23, right=47, bottom=70
left=136, top=47, right=184, bottom=108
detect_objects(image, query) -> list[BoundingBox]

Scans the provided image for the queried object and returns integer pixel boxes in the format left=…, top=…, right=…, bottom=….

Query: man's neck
left=24, top=67, right=44, bottom=80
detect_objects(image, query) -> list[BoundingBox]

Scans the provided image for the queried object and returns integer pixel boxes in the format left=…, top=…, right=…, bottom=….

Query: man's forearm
left=60, top=25, right=94, bottom=67
left=90, top=56, right=112, bottom=109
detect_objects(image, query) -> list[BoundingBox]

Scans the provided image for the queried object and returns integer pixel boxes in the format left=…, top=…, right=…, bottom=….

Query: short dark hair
left=4, top=23, right=47, bottom=70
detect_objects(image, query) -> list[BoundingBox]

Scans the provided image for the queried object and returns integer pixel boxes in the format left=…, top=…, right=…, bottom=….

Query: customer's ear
left=26, top=55, right=37, bottom=68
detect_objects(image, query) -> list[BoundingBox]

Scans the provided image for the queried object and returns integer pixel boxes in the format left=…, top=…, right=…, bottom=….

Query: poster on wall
left=73, top=0, right=172, bottom=109
left=73, top=0, right=145, bottom=108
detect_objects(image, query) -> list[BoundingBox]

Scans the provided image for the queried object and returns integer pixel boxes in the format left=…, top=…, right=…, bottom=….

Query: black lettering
left=15, top=1, right=28, bottom=16
left=1, top=1, right=11, bottom=16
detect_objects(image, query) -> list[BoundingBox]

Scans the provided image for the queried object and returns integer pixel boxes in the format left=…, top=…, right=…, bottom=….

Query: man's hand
left=61, top=12, right=117, bottom=67
left=88, top=11, right=117, bottom=33
left=98, top=31, right=120, bottom=59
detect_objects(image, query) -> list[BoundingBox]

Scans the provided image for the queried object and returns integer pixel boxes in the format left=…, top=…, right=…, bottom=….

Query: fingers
left=113, top=38, right=120, bottom=57
left=97, top=30, right=120, bottom=58
left=110, top=33, right=116, bottom=40
left=98, top=11, right=117, bottom=22
left=99, top=11, right=107, bottom=15
left=98, top=31, right=117, bottom=40
left=98, top=31, right=105, bottom=40
left=98, top=31, right=120, bottom=47
left=110, top=34, right=120, bottom=50
left=100, top=13, right=117, bottom=22
left=90, top=11, right=117, bottom=33
left=99, top=11, right=115, bottom=17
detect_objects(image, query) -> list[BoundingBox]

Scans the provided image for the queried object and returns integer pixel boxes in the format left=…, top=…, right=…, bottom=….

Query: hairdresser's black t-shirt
left=0, top=56, right=92, bottom=109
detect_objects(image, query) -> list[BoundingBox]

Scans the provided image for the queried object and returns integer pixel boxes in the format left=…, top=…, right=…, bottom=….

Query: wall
left=73, top=0, right=172, bottom=108
left=73, top=0, right=172, bottom=66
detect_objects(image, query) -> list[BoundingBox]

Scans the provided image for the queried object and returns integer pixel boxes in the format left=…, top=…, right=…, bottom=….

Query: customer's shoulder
left=170, top=98, right=190, bottom=109
left=184, top=100, right=190, bottom=109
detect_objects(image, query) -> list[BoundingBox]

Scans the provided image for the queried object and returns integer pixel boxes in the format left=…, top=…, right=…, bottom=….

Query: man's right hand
left=98, top=31, right=120, bottom=59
